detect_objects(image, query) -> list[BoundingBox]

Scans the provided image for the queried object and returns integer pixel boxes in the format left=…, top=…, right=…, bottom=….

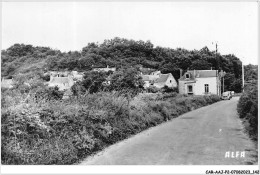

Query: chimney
left=180, top=69, right=183, bottom=78
left=211, top=67, right=212, bottom=70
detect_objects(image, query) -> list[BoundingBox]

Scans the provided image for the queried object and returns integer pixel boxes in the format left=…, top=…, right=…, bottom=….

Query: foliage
left=109, top=67, right=144, bottom=97
left=71, top=81, right=87, bottom=96
left=2, top=39, right=244, bottom=92
left=81, top=71, right=109, bottom=94
left=161, top=85, right=178, bottom=93
left=1, top=88, right=220, bottom=165
left=189, top=59, right=212, bottom=70
left=237, top=65, right=258, bottom=141
left=146, top=86, right=160, bottom=93
left=35, top=86, right=64, bottom=101
left=237, top=85, right=258, bottom=141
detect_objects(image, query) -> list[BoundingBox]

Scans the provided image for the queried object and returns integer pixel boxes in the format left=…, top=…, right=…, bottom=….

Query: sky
left=1, top=2, right=258, bottom=64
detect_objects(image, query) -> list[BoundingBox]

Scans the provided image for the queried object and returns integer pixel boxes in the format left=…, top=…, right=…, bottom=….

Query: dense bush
left=237, top=85, right=258, bottom=141
left=161, top=85, right=178, bottom=93
left=1, top=90, right=220, bottom=165
left=146, top=86, right=160, bottom=93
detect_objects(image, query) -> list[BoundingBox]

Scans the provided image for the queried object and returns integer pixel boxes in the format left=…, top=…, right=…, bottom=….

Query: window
left=170, top=80, right=172, bottom=83
left=205, top=84, right=209, bottom=93
left=185, top=73, right=190, bottom=79
left=188, top=85, right=193, bottom=93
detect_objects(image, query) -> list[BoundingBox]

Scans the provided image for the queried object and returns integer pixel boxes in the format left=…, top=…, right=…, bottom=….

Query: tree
left=6, top=44, right=34, bottom=57
left=109, top=68, right=144, bottom=97
left=71, top=81, right=86, bottom=96
left=223, top=73, right=235, bottom=91
left=78, top=56, right=95, bottom=70
left=81, top=71, right=109, bottom=93
left=189, top=59, right=212, bottom=70
left=230, top=79, right=242, bottom=93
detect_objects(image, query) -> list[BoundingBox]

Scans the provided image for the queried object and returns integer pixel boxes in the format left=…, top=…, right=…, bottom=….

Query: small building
left=1, top=78, right=14, bottom=89
left=48, top=76, right=74, bottom=91
left=93, top=65, right=116, bottom=72
left=153, top=73, right=177, bottom=89
left=141, top=71, right=177, bottom=89
left=178, top=70, right=221, bottom=95
left=46, top=70, right=84, bottom=90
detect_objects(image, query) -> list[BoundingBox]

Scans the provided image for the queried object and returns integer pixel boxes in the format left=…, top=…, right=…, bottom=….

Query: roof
left=141, top=75, right=150, bottom=81
left=154, top=74, right=170, bottom=83
left=49, top=77, right=70, bottom=84
left=1, top=79, right=14, bottom=88
left=196, top=70, right=218, bottom=78
left=141, top=73, right=172, bottom=83
left=179, top=70, right=218, bottom=80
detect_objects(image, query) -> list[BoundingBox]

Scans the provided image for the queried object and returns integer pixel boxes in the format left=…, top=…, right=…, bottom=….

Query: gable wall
left=194, top=77, right=218, bottom=95
left=165, top=74, right=177, bottom=88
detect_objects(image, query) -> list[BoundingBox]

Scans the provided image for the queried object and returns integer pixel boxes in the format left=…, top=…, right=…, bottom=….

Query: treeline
left=237, top=64, right=258, bottom=142
left=2, top=37, right=243, bottom=92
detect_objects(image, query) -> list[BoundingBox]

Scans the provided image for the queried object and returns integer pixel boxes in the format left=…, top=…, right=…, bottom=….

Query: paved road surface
left=80, top=97, right=257, bottom=165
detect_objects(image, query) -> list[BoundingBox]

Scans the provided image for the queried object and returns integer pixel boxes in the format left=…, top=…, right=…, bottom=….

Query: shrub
left=161, top=86, right=178, bottom=93
left=237, top=85, right=258, bottom=141
left=1, top=90, right=220, bottom=165
left=146, top=86, right=160, bottom=93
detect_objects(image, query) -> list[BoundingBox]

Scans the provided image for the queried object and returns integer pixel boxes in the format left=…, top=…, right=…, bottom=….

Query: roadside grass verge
left=1, top=91, right=220, bottom=165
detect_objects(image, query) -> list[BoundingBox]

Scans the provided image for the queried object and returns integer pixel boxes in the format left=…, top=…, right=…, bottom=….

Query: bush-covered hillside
left=1, top=37, right=243, bottom=92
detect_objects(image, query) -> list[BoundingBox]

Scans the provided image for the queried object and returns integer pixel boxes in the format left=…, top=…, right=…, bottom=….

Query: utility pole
left=215, top=42, right=218, bottom=55
left=223, top=75, right=224, bottom=93
left=212, top=41, right=219, bottom=70
left=242, top=61, right=244, bottom=92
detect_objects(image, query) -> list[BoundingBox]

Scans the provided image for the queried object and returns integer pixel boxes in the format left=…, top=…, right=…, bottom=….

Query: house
left=93, top=65, right=116, bottom=72
left=1, top=78, right=14, bottom=88
left=153, top=73, right=177, bottom=88
left=141, top=71, right=177, bottom=89
left=48, top=75, right=74, bottom=91
left=46, top=70, right=84, bottom=90
left=178, top=70, right=221, bottom=95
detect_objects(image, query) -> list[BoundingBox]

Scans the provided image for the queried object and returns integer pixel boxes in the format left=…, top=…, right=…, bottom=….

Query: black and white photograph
left=1, top=1, right=259, bottom=174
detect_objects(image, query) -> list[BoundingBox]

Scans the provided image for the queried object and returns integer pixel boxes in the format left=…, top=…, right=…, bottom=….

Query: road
left=80, top=97, right=257, bottom=165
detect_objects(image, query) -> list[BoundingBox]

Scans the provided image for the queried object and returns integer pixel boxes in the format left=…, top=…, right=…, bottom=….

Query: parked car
left=221, top=91, right=232, bottom=100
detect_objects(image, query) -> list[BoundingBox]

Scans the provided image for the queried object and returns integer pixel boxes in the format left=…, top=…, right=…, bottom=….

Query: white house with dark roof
left=141, top=71, right=177, bottom=89
left=178, top=70, right=221, bottom=95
